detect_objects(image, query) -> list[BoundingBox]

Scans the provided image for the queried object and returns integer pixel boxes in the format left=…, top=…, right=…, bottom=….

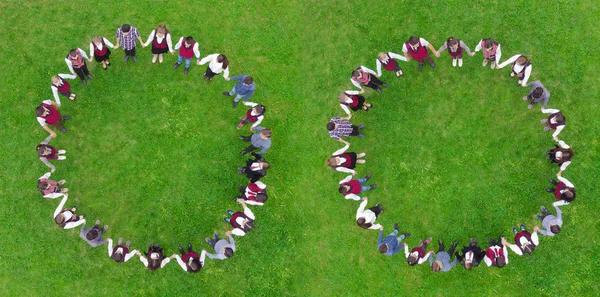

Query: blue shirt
left=231, top=75, right=256, bottom=101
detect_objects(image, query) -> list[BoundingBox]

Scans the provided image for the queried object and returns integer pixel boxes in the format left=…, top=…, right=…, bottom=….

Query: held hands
left=169, top=254, right=177, bottom=259
left=88, top=57, right=93, bottom=62
left=533, top=226, right=540, bottom=233
left=359, top=88, right=365, bottom=94
left=379, top=226, right=384, bottom=231
left=225, top=77, right=231, bottom=81
left=557, top=170, right=563, bottom=177
left=470, top=52, right=475, bottom=56
left=362, top=197, right=368, bottom=201
left=225, top=230, right=232, bottom=236
left=553, top=136, right=560, bottom=142
left=434, top=51, right=440, bottom=58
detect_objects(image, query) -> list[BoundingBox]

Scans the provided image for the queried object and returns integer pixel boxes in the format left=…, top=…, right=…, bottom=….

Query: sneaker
left=63, top=116, right=71, bottom=120
left=520, top=224, right=526, bottom=231
left=86, top=74, right=94, bottom=79
left=81, top=79, right=87, bottom=86
left=102, top=225, right=108, bottom=231
left=95, top=220, right=100, bottom=226
left=226, top=210, right=234, bottom=215
left=540, top=119, right=548, bottom=124
left=126, top=240, right=131, bottom=247
left=522, top=96, right=529, bottom=101
left=358, top=124, right=365, bottom=129
left=393, top=223, right=399, bottom=230
left=132, top=56, right=138, bottom=63
left=187, top=243, right=192, bottom=251
left=376, top=88, right=382, bottom=94
left=425, top=238, right=432, bottom=245
left=178, top=246, right=185, bottom=254
left=124, top=56, right=129, bottom=62
left=233, top=101, right=239, bottom=108
left=452, top=58, right=457, bottom=67
left=418, top=64, right=423, bottom=72
left=223, top=91, right=231, bottom=96
left=398, top=70, right=404, bottom=77
left=237, top=122, right=244, bottom=129
left=365, top=174, right=372, bottom=180
left=58, top=180, right=66, bottom=186
left=382, top=83, right=388, bottom=88
left=107, top=61, right=111, bottom=66
left=541, top=206, right=548, bottom=213
left=223, top=217, right=229, bottom=223
left=549, top=179, right=558, bottom=185
left=60, top=128, right=68, bottom=133
left=546, top=188, right=554, bottom=192
left=358, top=133, right=365, bottom=138
left=458, top=58, right=463, bottom=67
left=482, top=59, right=488, bottom=67
left=205, top=238, right=212, bottom=244
left=370, top=184, right=378, bottom=189
left=528, top=104, right=534, bottom=109
left=173, top=63, right=181, bottom=69
left=512, top=227, right=518, bottom=234
left=430, top=62, right=435, bottom=69
left=543, top=126, right=552, bottom=132
left=184, top=67, right=189, bottom=75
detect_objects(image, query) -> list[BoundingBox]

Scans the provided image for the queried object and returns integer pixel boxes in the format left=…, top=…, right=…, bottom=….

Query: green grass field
left=1, top=0, right=599, bottom=296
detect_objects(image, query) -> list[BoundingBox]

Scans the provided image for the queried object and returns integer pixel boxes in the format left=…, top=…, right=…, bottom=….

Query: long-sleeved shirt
left=37, top=100, right=56, bottom=127
left=232, top=206, right=256, bottom=236
left=429, top=251, right=457, bottom=272
left=142, top=30, right=173, bottom=52
left=79, top=222, right=108, bottom=247
left=230, top=75, right=256, bottom=101
left=401, top=38, right=430, bottom=54
left=244, top=181, right=266, bottom=206
left=356, top=199, right=381, bottom=230
left=542, top=108, right=565, bottom=138
left=39, top=135, right=57, bottom=171
left=340, top=90, right=360, bottom=116
left=498, top=54, right=532, bottom=86
left=175, top=250, right=206, bottom=271
left=437, top=40, right=473, bottom=57
left=328, top=117, right=354, bottom=140
left=64, top=48, right=90, bottom=73
left=375, top=52, right=407, bottom=77
left=38, top=172, right=64, bottom=199
left=539, top=205, right=563, bottom=236
left=174, top=37, right=200, bottom=59
left=206, top=235, right=236, bottom=260
left=351, top=66, right=377, bottom=89
left=508, top=232, right=539, bottom=255
left=483, top=245, right=509, bottom=266
left=557, top=175, right=574, bottom=188
left=53, top=195, right=84, bottom=229
left=404, top=245, right=431, bottom=264
left=139, top=254, right=171, bottom=268
left=474, top=39, right=502, bottom=64
left=331, top=143, right=354, bottom=174
left=249, top=127, right=271, bottom=155
left=243, top=101, right=264, bottom=129
left=89, top=37, right=115, bottom=58
left=339, top=175, right=361, bottom=201
left=378, top=230, right=403, bottom=256
left=555, top=140, right=571, bottom=170
left=526, top=80, right=550, bottom=108
left=51, top=73, right=77, bottom=105
left=199, top=53, right=230, bottom=78
left=107, top=238, right=138, bottom=262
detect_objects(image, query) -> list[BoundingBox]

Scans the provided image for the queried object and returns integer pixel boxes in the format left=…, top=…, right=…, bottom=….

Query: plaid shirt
left=328, top=117, right=353, bottom=140
left=116, top=27, right=140, bottom=50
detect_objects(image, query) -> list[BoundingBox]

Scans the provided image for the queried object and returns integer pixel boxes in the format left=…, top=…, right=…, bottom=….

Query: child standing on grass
left=172, top=244, right=206, bottom=272
left=338, top=174, right=377, bottom=201
left=484, top=236, right=509, bottom=268
left=351, top=66, right=387, bottom=94
left=547, top=171, right=575, bottom=204
left=402, top=36, right=439, bottom=71
left=37, top=134, right=66, bottom=172
left=436, top=37, right=474, bottom=68
left=65, top=48, right=93, bottom=85
left=173, top=36, right=200, bottom=75
left=138, top=243, right=171, bottom=271
left=523, top=80, right=550, bottom=109
left=497, top=55, right=532, bottom=86
left=338, top=90, right=372, bottom=117
left=206, top=231, right=236, bottom=260
left=143, top=24, right=174, bottom=64
left=356, top=198, right=383, bottom=230
left=89, top=36, right=114, bottom=70
left=376, top=52, right=407, bottom=77
left=108, top=238, right=138, bottom=263
left=115, top=24, right=144, bottom=62
left=405, top=237, right=433, bottom=266
left=38, top=172, right=67, bottom=199
left=36, top=99, right=70, bottom=136
left=541, top=107, right=566, bottom=138
left=224, top=199, right=255, bottom=236
left=327, top=139, right=365, bottom=175
left=236, top=181, right=267, bottom=206
left=199, top=53, right=230, bottom=82
left=429, top=239, right=458, bottom=272
left=51, top=74, right=77, bottom=104
left=474, top=38, right=502, bottom=69
left=505, top=225, right=539, bottom=256
left=223, top=75, right=255, bottom=108
left=53, top=195, right=85, bottom=229
left=237, top=102, right=265, bottom=131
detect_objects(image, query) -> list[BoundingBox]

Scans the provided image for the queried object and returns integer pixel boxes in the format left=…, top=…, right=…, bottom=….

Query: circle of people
left=326, top=36, right=574, bottom=271
left=35, top=23, right=274, bottom=272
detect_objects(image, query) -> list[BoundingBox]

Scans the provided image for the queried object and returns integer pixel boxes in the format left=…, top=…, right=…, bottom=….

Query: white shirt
left=541, top=108, right=565, bottom=138
left=37, top=100, right=54, bottom=127
left=339, top=175, right=361, bottom=201
left=39, top=172, right=64, bottom=199
left=89, top=37, right=115, bottom=58
left=199, top=53, right=230, bottom=78
left=139, top=254, right=171, bottom=268
left=174, top=250, right=207, bottom=271
left=351, top=66, right=377, bottom=89
left=376, top=52, right=407, bottom=77
left=174, top=37, right=200, bottom=59
left=483, top=245, right=509, bottom=266
left=107, top=238, right=138, bottom=262
left=143, top=30, right=174, bottom=52
left=403, top=245, right=431, bottom=264
left=51, top=74, right=77, bottom=105
left=474, top=39, right=502, bottom=64
left=356, top=199, right=381, bottom=230
left=232, top=206, right=256, bottom=236
left=340, top=90, right=360, bottom=116
left=508, top=232, right=539, bottom=255
left=401, top=38, right=430, bottom=53
left=245, top=181, right=266, bottom=206
left=331, top=143, right=355, bottom=174
left=497, top=54, right=532, bottom=86
left=242, top=101, right=264, bottom=128
left=64, top=48, right=90, bottom=73
left=557, top=175, right=574, bottom=188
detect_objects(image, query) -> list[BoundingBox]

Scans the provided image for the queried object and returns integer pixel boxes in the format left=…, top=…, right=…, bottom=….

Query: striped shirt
left=329, top=117, right=353, bottom=140
left=116, top=27, right=140, bottom=50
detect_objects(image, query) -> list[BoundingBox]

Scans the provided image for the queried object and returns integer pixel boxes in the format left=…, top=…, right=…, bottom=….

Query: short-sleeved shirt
left=116, top=26, right=140, bottom=50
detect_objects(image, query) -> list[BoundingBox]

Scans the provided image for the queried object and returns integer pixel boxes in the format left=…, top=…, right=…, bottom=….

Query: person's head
left=38, top=181, right=49, bottom=191
left=54, top=214, right=66, bottom=226
left=68, top=49, right=79, bottom=58
left=224, top=247, right=234, bottom=258
left=253, top=105, right=266, bottom=114
left=148, top=258, right=162, bottom=271
left=326, top=157, right=338, bottom=168
left=562, top=188, right=576, bottom=202
left=217, top=54, right=229, bottom=69
left=36, top=105, right=47, bottom=117
left=351, top=70, right=361, bottom=78
left=255, top=193, right=268, bottom=203
left=447, top=37, right=458, bottom=48
left=121, top=24, right=131, bottom=34
left=327, top=122, right=336, bottom=131
left=113, top=252, right=124, bottom=262
left=464, top=261, right=473, bottom=270
left=522, top=243, right=535, bottom=255
left=188, top=258, right=201, bottom=272
left=338, top=185, right=350, bottom=195
left=555, top=149, right=573, bottom=161
left=356, top=217, right=366, bottom=227
left=36, top=144, right=51, bottom=156
left=260, top=161, right=270, bottom=170
left=516, top=55, right=530, bottom=65
left=86, top=228, right=99, bottom=240
left=260, top=129, right=272, bottom=139
left=378, top=244, right=389, bottom=254
left=243, top=76, right=253, bottom=85
left=156, top=24, right=168, bottom=35
left=378, top=52, right=388, bottom=60
left=432, top=261, right=442, bottom=272
left=338, top=93, right=349, bottom=103
left=243, top=220, right=254, bottom=231
left=532, top=87, right=544, bottom=99
left=408, top=36, right=419, bottom=45
left=184, top=36, right=195, bottom=46
left=51, top=76, right=61, bottom=84
left=554, top=114, right=565, bottom=124
left=484, top=39, right=496, bottom=50
left=92, top=36, right=102, bottom=45
left=496, top=256, right=506, bottom=268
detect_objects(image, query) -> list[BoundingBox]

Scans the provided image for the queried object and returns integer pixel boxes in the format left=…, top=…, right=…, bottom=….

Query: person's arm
left=43, top=192, right=64, bottom=199
left=243, top=205, right=256, bottom=220
left=429, top=254, right=434, bottom=266
left=419, top=251, right=432, bottom=264
left=95, top=238, right=108, bottom=246
left=63, top=219, right=86, bottom=229
left=556, top=140, right=570, bottom=149
left=124, top=250, right=138, bottom=262
left=244, top=200, right=264, bottom=206
left=369, top=224, right=382, bottom=230
left=79, top=48, right=89, bottom=60
left=41, top=134, right=53, bottom=145
left=495, top=45, right=502, bottom=64
left=350, top=78, right=362, bottom=90
left=521, top=66, right=532, bottom=86
left=375, top=59, right=382, bottom=77
left=174, top=254, right=187, bottom=271
left=377, top=229, right=384, bottom=245
left=65, top=58, right=75, bottom=74
left=173, top=37, right=183, bottom=50
left=497, top=54, right=519, bottom=69
left=193, top=43, right=201, bottom=59
left=460, top=40, right=473, bottom=56
left=256, top=140, right=270, bottom=155
left=541, top=108, right=560, bottom=114
left=336, top=167, right=355, bottom=174
left=165, top=33, right=174, bottom=53
left=199, top=53, right=217, bottom=65
left=107, top=238, right=113, bottom=257
left=401, top=43, right=411, bottom=61
left=474, top=40, right=483, bottom=52
left=553, top=125, right=565, bottom=138
left=206, top=252, right=225, bottom=260
left=231, top=228, right=246, bottom=236
left=526, top=80, right=540, bottom=87
left=53, top=195, right=68, bottom=218
left=89, top=43, right=95, bottom=61
left=143, top=30, right=154, bottom=47
left=424, top=39, right=439, bottom=57
left=242, top=101, right=258, bottom=107
left=339, top=175, right=353, bottom=184
left=531, top=231, right=540, bottom=246
left=160, top=257, right=171, bottom=268
left=541, top=91, right=550, bottom=109
left=447, top=257, right=457, bottom=269
left=360, top=66, right=377, bottom=76
left=41, top=124, right=57, bottom=138
left=344, top=194, right=361, bottom=201
left=340, top=104, right=351, bottom=117
left=483, top=253, right=492, bottom=266
left=403, top=244, right=410, bottom=258
left=332, top=143, right=350, bottom=156
left=102, top=37, right=114, bottom=48
left=58, top=73, right=77, bottom=80
left=39, top=172, right=52, bottom=180
left=139, top=255, right=149, bottom=267
left=356, top=199, right=368, bottom=219
left=388, top=52, right=408, bottom=61
left=250, top=116, right=264, bottom=130
left=538, top=228, right=554, bottom=236
left=508, top=244, right=523, bottom=255
left=436, top=43, right=447, bottom=54
left=503, top=245, right=509, bottom=264
left=135, top=29, right=144, bottom=45
left=40, top=157, right=56, bottom=172
left=223, top=65, right=230, bottom=79
left=79, top=223, right=87, bottom=238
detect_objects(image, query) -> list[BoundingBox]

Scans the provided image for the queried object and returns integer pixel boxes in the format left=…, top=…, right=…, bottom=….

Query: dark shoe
left=86, top=74, right=94, bottom=79
left=393, top=223, right=399, bottom=230
left=546, top=188, right=554, bottom=193
left=184, top=67, right=189, bottom=75
left=107, top=61, right=111, bottom=66
left=541, top=206, right=548, bottom=213
left=403, top=233, right=411, bottom=238
left=382, top=83, right=388, bottom=88
left=512, top=227, right=518, bottom=234
left=488, top=238, right=495, bottom=246
left=237, top=185, right=245, bottom=192
left=370, top=184, right=378, bottom=189
left=358, top=124, right=365, bottom=130
left=418, top=64, right=423, bottom=72
left=223, top=91, right=231, bottom=96
left=81, top=79, right=87, bottom=86
left=187, top=243, right=193, bottom=252
left=205, top=238, right=212, bottom=244
left=226, top=210, right=234, bottom=215
left=549, top=179, right=558, bottom=185
left=430, top=62, right=436, bottom=69
left=178, top=246, right=184, bottom=254
left=173, top=63, right=181, bottom=69
left=132, top=56, right=138, bottom=63
left=101, top=225, right=108, bottom=232
left=365, top=174, right=372, bottom=180
left=358, top=133, right=365, bottom=138
left=63, top=116, right=71, bottom=120
left=376, top=88, right=382, bottom=94
left=233, top=101, right=239, bottom=108
left=123, top=56, right=129, bottom=62
left=223, top=217, right=229, bottom=223
left=520, top=224, right=526, bottom=231
left=103, top=66, right=107, bottom=71
left=60, top=128, right=68, bottom=133
left=438, top=239, right=443, bottom=246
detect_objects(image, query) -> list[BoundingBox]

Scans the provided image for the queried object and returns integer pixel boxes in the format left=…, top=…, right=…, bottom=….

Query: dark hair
left=86, top=229, right=99, bottom=240
left=484, top=38, right=496, bottom=49
left=562, top=188, right=575, bottom=202
left=522, top=244, right=535, bottom=255
left=408, top=36, right=419, bottom=45
left=261, top=162, right=270, bottom=170
left=559, top=149, right=574, bottom=162
left=447, top=37, right=458, bottom=46
left=407, top=255, right=418, bottom=266
left=554, top=114, right=565, bottom=124
left=357, top=217, right=366, bottom=226
left=254, top=105, right=265, bottom=114
left=496, top=256, right=506, bottom=268
left=121, top=24, right=131, bottom=33
left=113, top=253, right=124, bottom=263
left=532, top=87, right=544, bottom=99
left=255, top=193, right=268, bottom=203
left=550, top=225, right=561, bottom=234
left=260, top=129, right=272, bottom=138
left=69, top=49, right=78, bottom=57
left=224, top=247, right=234, bottom=258
left=149, top=258, right=161, bottom=271
left=327, top=122, right=335, bottom=131
left=218, top=54, right=229, bottom=69
left=36, top=106, right=45, bottom=117
left=243, top=76, right=253, bottom=85
left=185, top=36, right=195, bottom=44
left=338, top=185, right=348, bottom=195
left=244, top=221, right=254, bottom=231
left=516, top=55, right=530, bottom=65
left=188, top=259, right=201, bottom=272
left=36, top=144, right=49, bottom=156
left=351, top=70, right=360, bottom=78
left=465, top=262, right=473, bottom=270
left=379, top=244, right=388, bottom=254
left=38, top=181, right=48, bottom=191
left=432, top=261, right=441, bottom=272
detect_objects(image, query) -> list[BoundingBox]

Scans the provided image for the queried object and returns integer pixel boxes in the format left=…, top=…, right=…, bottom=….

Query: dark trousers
left=125, top=47, right=136, bottom=57
left=438, top=241, right=457, bottom=256
left=350, top=126, right=360, bottom=136
left=73, top=64, right=90, bottom=80
left=415, top=53, right=434, bottom=65
left=241, top=145, right=258, bottom=155
left=368, top=205, right=383, bottom=217
left=50, top=116, right=66, bottom=131
left=59, top=91, right=72, bottom=98
left=364, top=76, right=385, bottom=90
left=204, top=66, right=217, bottom=78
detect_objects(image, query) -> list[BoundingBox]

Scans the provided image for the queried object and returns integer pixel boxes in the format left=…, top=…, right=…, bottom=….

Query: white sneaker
left=482, top=59, right=488, bottom=67
left=458, top=58, right=463, bottom=67
left=491, top=62, right=496, bottom=69
left=452, top=58, right=457, bottom=67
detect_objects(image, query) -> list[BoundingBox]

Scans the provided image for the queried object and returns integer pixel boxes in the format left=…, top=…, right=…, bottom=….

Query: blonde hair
left=51, top=76, right=60, bottom=84
left=338, top=93, right=347, bottom=102
left=93, top=36, right=102, bottom=45
left=378, top=52, right=387, bottom=60
left=156, top=24, right=168, bottom=35
left=516, top=55, right=530, bottom=65
left=327, top=157, right=338, bottom=168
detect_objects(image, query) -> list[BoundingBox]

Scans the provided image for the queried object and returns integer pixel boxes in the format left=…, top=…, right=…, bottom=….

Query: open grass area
left=1, top=0, right=599, bottom=296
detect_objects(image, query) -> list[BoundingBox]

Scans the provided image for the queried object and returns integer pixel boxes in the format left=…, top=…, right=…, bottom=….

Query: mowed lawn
left=1, top=0, right=599, bottom=296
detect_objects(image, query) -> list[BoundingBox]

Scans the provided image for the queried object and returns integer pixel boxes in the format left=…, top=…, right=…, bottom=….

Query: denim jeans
left=229, top=85, right=246, bottom=102
left=177, top=55, right=192, bottom=68
left=358, top=177, right=371, bottom=192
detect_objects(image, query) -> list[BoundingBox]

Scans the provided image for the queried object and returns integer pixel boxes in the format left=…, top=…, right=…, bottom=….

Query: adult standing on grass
left=541, top=107, right=566, bottom=138
left=37, top=171, right=68, bottom=199
left=484, top=236, right=509, bottom=268
left=114, top=24, right=144, bottom=62
left=338, top=90, right=372, bottom=117
left=351, top=65, right=387, bottom=94
left=429, top=239, right=458, bottom=272
left=79, top=220, right=108, bottom=247
left=377, top=223, right=410, bottom=256
left=138, top=243, right=171, bottom=271
left=223, top=75, right=255, bottom=108
left=238, top=127, right=272, bottom=155
left=89, top=36, right=114, bottom=70
left=547, top=171, right=576, bottom=204
left=199, top=53, right=230, bottom=82
left=473, top=38, right=502, bottom=69
left=37, top=134, right=66, bottom=172
left=356, top=197, right=383, bottom=230
left=143, top=24, right=174, bottom=64
left=171, top=243, right=206, bottom=273
left=173, top=36, right=200, bottom=75
left=535, top=204, right=563, bottom=236
left=402, top=36, right=439, bottom=71
left=338, top=174, right=377, bottom=201
left=497, top=54, right=532, bottom=87
left=454, top=238, right=485, bottom=270
left=405, top=237, right=433, bottom=266
left=65, top=48, right=93, bottom=85
left=53, top=194, right=85, bottom=229
left=51, top=74, right=77, bottom=104
left=436, top=37, right=475, bottom=68
left=327, top=116, right=365, bottom=140
left=327, top=138, right=366, bottom=175
left=523, top=80, right=550, bottom=109
left=205, top=231, right=236, bottom=260
left=376, top=52, right=407, bottom=77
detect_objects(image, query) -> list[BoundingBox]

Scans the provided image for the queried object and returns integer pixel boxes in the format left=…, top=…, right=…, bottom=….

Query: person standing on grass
left=505, top=224, right=539, bottom=256
left=351, top=65, right=387, bottom=94
left=107, top=237, right=138, bottom=263
left=173, top=36, right=200, bottom=75
left=89, top=36, right=114, bottom=70
left=377, top=223, right=410, bottom=256
left=114, top=24, right=144, bottom=62
left=143, top=24, right=174, bottom=64
left=206, top=231, right=236, bottom=260
left=541, top=107, right=566, bottom=138
left=237, top=102, right=265, bottom=131
left=199, top=53, right=230, bottom=82
left=51, top=74, right=77, bottom=104
left=327, top=116, right=365, bottom=140
left=436, top=37, right=474, bottom=68
left=36, top=99, right=70, bottom=136
left=429, top=239, right=458, bottom=272
left=238, top=127, right=272, bottom=155
left=484, top=236, right=509, bottom=268
left=224, top=199, right=256, bottom=237
left=338, top=90, right=372, bottom=117
left=523, top=80, right=550, bottom=109
left=536, top=204, right=563, bottom=236
left=38, top=171, right=68, bottom=199
left=236, top=181, right=267, bottom=206
left=474, top=38, right=502, bottom=69
left=547, top=171, right=575, bottom=204
left=402, top=36, right=439, bottom=71
left=497, top=55, right=532, bottom=87
left=454, top=238, right=485, bottom=270
left=65, top=48, right=93, bottom=85
left=338, top=174, right=377, bottom=201
left=327, top=138, right=365, bottom=175
left=238, top=153, right=270, bottom=183
left=223, top=75, right=255, bottom=108
left=171, top=243, right=206, bottom=272
left=405, top=237, right=433, bottom=266
left=80, top=220, right=108, bottom=247
left=37, top=134, right=66, bottom=172
left=376, top=52, right=407, bottom=77
left=53, top=194, right=85, bottom=229
left=356, top=197, right=383, bottom=230
left=546, top=138, right=573, bottom=171
left=138, top=243, right=171, bottom=271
